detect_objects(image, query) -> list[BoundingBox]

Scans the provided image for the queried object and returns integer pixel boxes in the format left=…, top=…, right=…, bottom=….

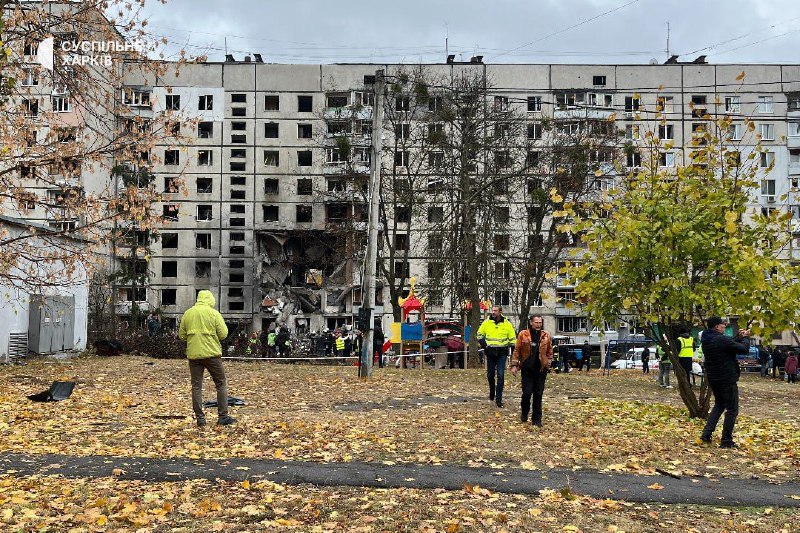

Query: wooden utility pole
left=358, top=69, right=385, bottom=379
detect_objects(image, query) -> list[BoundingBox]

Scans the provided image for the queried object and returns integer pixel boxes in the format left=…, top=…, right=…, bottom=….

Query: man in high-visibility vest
left=677, top=330, right=695, bottom=385
left=335, top=329, right=345, bottom=357
left=477, top=305, right=517, bottom=408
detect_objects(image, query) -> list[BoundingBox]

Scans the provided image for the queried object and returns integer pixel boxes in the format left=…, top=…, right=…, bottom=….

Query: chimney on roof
left=446, top=54, right=455, bottom=64
left=253, top=53, right=264, bottom=63
left=244, top=55, right=252, bottom=62
left=225, top=54, right=235, bottom=62
left=664, top=55, right=679, bottom=64
left=470, top=55, right=484, bottom=64
left=693, top=55, right=708, bottom=64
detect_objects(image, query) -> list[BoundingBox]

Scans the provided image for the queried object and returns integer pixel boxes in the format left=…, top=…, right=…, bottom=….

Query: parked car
left=612, top=346, right=703, bottom=375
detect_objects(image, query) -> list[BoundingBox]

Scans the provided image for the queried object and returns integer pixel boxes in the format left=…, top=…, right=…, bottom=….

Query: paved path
left=2, top=452, right=799, bottom=507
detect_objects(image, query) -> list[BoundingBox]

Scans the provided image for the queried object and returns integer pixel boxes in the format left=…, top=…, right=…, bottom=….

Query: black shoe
left=197, top=419, right=207, bottom=428
left=700, top=436, right=711, bottom=444
left=489, top=394, right=495, bottom=401
left=519, top=417, right=528, bottom=423
left=217, top=416, right=236, bottom=426
left=532, top=421, right=543, bottom=428
left=495, top=400, right=504, bottom=408
left=719, top=441, right=738, bottom=449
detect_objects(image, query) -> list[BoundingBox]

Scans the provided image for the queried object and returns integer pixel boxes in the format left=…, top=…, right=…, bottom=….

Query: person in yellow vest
left=477, top=305, right=517, bottom=408
left=677, top=330, right=695, bottom=386
left=335, top=329, right=345, bottom=357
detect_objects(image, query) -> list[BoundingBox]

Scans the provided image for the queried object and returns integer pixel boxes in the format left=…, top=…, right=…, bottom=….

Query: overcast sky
left=137, top=0, right=800, bottom=65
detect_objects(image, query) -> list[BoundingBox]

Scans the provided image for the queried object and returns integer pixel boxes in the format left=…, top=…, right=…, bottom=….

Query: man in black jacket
left=699, top=316, right=750, bottom=448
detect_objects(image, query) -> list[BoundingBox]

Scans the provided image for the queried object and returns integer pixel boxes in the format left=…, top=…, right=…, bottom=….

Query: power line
left=712, top=27, right=800, bottom=58
left=681, top=16, right=800, bottom=56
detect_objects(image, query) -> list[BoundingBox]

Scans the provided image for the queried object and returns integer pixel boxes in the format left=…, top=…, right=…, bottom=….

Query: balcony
left=553, top=108, right=614, bottom=121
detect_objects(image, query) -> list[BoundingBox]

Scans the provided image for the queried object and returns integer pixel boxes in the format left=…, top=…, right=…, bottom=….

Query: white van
left=611, top=347, right=659, bottom=369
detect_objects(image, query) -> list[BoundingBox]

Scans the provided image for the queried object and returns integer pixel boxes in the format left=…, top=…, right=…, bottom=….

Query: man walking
left=700, top=316, right=750, bottom=448
left=511, top=315, right=553, bottom=427
left=641, top=346, right=650, bottom=374
left=178, top=290, right=235, bottom=427
left=477, top=305, right=516, bottom=408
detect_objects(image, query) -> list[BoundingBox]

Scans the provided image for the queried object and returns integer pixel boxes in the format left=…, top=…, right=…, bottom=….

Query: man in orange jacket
left=511, top=315, right=553, bottom=427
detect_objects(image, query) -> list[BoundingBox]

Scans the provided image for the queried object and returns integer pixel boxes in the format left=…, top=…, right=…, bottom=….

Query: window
left=556, top=92, right=584, bottom=109
left=494, top=151, right=511, bottom=169
left=165, top=94, right=180, bottom=110
left=22, top=98, right=38, bottom=117
left=625, top=124, right=639, bottom=140
left=394, top=261, right=410, bottom=279
left=429, top=151, right=444, bottom=168
left=162, top=261, right=177, bottom=277
left=298, top=150, right=312, bottom=166
left=624, top=96, right=640, bottom=112
left=494, top=262, right=511, bottom=279
left=724, top=96, right=741, bottom=113
left=788, top=93, right=800, bottom=112
left=494, top=96, right=509, bottom=111
left=196, top=178, right=213, bottom=194
left=298, top=123, right=312, bottom=138
left=790, top=122, right=800, bottom=137
left=395, top=123, right=410, bottom=140
left=587, top=93, right=613, bottom=108
left=228, top=287, right=244, bottom=298
left=164, top=149, right=179, bottom=166
left=227, top=206, right=244, bottom=217
left=231, top=93, right=247, bottom=103
left=428, top=96, right=443, bottom=112
left=296, top=205, right=313, bottom=222
left=264, top=178, right=279, bottom=194
left=658, top=152, right=675, bottom=167
left=230, top=148, right=246, bottom=159
left=558, top=317, right=587, bottom=333
left=197, top=150, right=213, bottom=166
left=263, top=205, right=279, bottom=221
left=123, top=88, right=150, bottom=106
left=195, top=233, right=211, bottom=249
left=22, top=68, right=39, bottom=86
left=396, top=206, right=410, bottom=223
left=787, top=149, right=799, bottom=164
left=161, top=289, right=177, bottom=306
left=161, top=233, right=178, bottom=248
left=427, top=206, right=444, bottom=223
left=394, top=151, right=409, bottom=167
left=298, top=95, right=313, bottom=112
left=758, top=123, right=775, bottom=141
left=198, top=94, right=213, bottom=110
left=230, top=162, right=246, bottom=172
left=626, top=152, right=641, bottom=167
left=231, top=107, right=247, bottom=117
left=297, top=178, right=313, bottom=195
left=264, top=150, right=279, bottom=166
left=427, top=262, right=444, bottom=280
left=494, top=206, right=510, bottom=223
left=23, top=39, right=39, bottom=56
left=326, top=93, right=349, bottom=108
left=230, top=258, right=245, bottom=269
left=162, top=204, right=179, bottom=221
left=527, top=123, right=542, bottom=139
left=396, top=96, right=410, bottom=111
left=195, top=261, right=211, bottom=278
left=198, top=122, right=213, bottom=138
left=760, top=151, right=775, bottom=168
left=230, top=246, right=245, bottom=255
left=592, top=75, right=606, bottom=86
left=728, top=123, right=743, bottom=140
left=264, top=95, right=279, bottom=110
left=658, top=124, right=674, bottom=140
left=394, top=233, right=408, bottom=250
left=231, top=190, right=245, bottom=200
left=230, top=272, right=244, bottom=283
left=761, top=179, right=776, bottom=196
left=197, top=205, right=213, bottom=221
left=52, top=95, right=71, bottom=112
left=494, top=290, right=510, bottom=306
left=757, top=96, right=773, bottom=114
left=231, top=134, right=247, bottom=144
left=264, top=122, right=279, bottom=138
left=656, top=96, right=674, bottom=114
left=493, top=234, right=510, bottom=251
left=428, top=177, right=444, bottom=193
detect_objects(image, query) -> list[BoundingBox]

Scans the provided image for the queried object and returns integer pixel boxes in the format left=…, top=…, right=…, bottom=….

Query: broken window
left=493, top=177, right=509, bottom=196
left=198, top=122, right=213, bottom=138
left=198, top=94, right=213, bottom=111
left=427, top=262, right=444, bottom=279
left=394, top=233, right=408, bottom=250
left=230, top=259, right=245, bottom=269
left=197, top=151, right=212, bottom=168
left=231, top=93, right=247, bottom=103
left=230, top=246, right=245, bottom=255
left=427, top=206, right=444, bottom=223
left=161, top=289, right=177, bottom=306
left=428, top=177, right=444, bottom=193
left=195, top=233, right=212, bottom=249
left=230, top=162, right=246, bottom=171
left=165, top=94, right=180, bottom=110
left=428, top=234, right=442, bottom=250
left=230, top=233, right=245, bottom=242
left=123, top=88, right=151, bottom=107
left=296, top=205, right=313, bottom=222
left=231, top=176, right=246, bottom=186
left=231, top=134, right=247, bottom=144
left=624, top=96, right=640, bottom=112
left=264, top=178, right=279, bottom=194
left=396, top=206, right=410, bottom=223
left=394, top=261, right=410, bottom=279
left=196, top=178, right=213, bottom=194
left=494, top=234, right=510, bottom=251
left=228, top=301, right=244, bottom=311
left=264, top=122, right=279, bottom=138
left=494, top=96, right=509, bottom=111
left=230, top=272, right=244, bottom=283
left=230, top=204, right=245, bottom=214
left=326, top=93, right=349, bottom=108
left=232, top=107, right=246, bottom=117
left=197, top=205, right=213, bottom=221
left=326, top=148, right=346, bottom=164
left=396, top=96, right=410, bottom=111
left=298, top=95, right=313, bottom=112
left=429, top=151, right=444, bottom=168
left=161, top=233, right=178, bottom=248
left=162, top=260, right=177, bottom=277
left=494, top=206, right=510, bottom=223
left=230, top=218, right=245, bottom=227
left=231, top=190, right=246, bottom=200
left=163, top=204, right=179, bottom=221
left=263, top=205, right=279, bottom=221
left=231, top=121, right=246, bottom=131
left=228, top=287, right=244, bottom=298
left=264, top=151, right=279, bottom=166
left=195, top=261, right=211, bottom=278
left=22, top=98, right=39, bottom=117
left=162, top=177, right=177, bottom=193
left=164, top=149, right=179, bottom=166
left=297, top=178, right=313, bottom=195
left=298, top=150, right=312, bottom=167
left=264, top=94, right=279, bottom=110
left=230, top=148, right=246, bottom=158
left=298, top=123, right=313, bottom=138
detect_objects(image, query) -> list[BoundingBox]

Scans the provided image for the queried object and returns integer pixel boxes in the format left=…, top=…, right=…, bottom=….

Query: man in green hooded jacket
left=179, top=290, right=235, bottom=427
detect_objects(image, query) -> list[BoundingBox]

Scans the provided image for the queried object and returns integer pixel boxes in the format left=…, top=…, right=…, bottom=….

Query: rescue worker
left=477, top=305, right=516, bottom=408
left=678, top=330, right=695, bottom=386
left=335, top=329, right=345, bottom=357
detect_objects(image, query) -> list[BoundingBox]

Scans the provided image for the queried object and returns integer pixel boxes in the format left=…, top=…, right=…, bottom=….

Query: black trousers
left=701, top=381, right=739, bottom=445
left=520, top=369, right=547, bottom=423
left=680, top=357, right=694, bottom=384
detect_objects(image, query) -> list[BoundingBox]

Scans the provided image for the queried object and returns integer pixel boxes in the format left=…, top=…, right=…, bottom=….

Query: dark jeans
left=486, top=348, right=508, bottom=402
left=680, top=358, right=694, bottom=384
left=789, top=373, right=797, bottom=383
left=521, top=370, right=547, bottom=423
left=701, top=381, right=739, bottom=445
left=189, top=357, right=228, bottom=423
left=642, top=360, right=649, bottom=373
